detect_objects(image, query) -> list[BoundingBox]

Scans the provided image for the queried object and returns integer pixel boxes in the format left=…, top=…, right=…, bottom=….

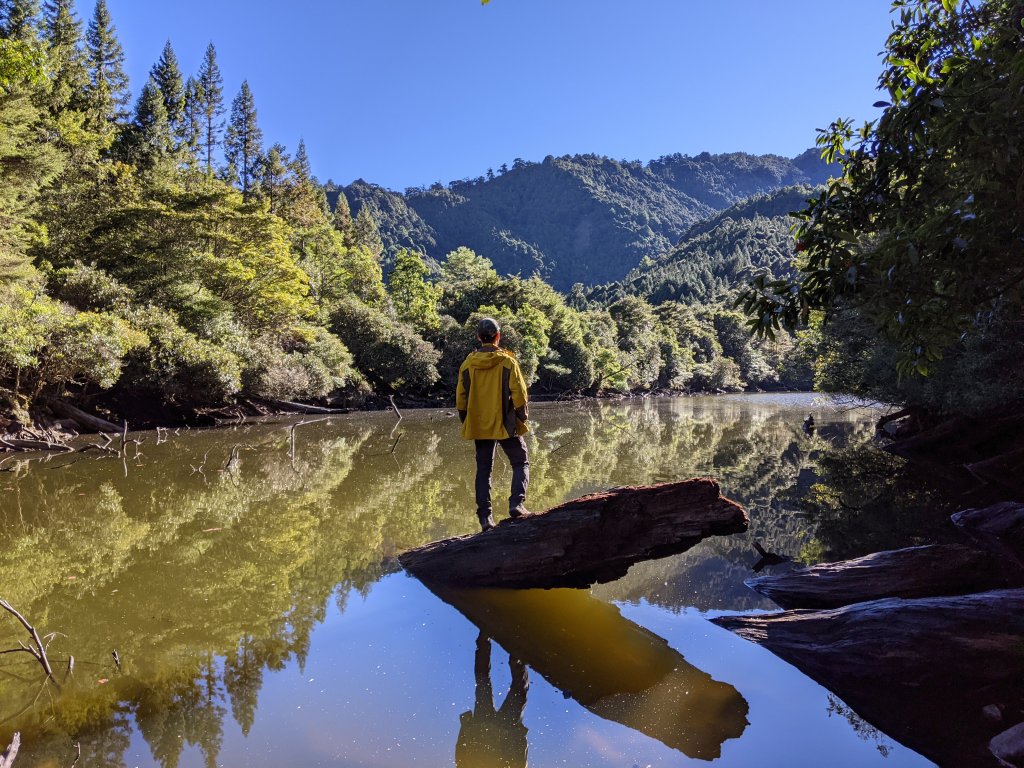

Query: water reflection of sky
left=1, top=394, right=936, bottom=766
left=183, top=574, right=930, bottom=768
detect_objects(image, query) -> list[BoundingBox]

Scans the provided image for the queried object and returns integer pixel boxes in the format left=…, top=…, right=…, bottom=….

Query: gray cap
left=477, top=317, right=500, bottom=339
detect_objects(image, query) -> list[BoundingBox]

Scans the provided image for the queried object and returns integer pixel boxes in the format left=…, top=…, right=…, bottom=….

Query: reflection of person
left=455, top=632, right=529, bottom=768
left=455, top=318, right=530, bottom=532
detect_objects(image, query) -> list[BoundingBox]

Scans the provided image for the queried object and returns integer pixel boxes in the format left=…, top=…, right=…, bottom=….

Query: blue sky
left=98, top=0, right=894, bottom=191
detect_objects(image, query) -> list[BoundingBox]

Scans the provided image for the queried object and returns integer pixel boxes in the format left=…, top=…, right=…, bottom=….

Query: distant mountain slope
left=588, top=186, right=817, bottom=306
left=328, top=151, right=835, bottom=290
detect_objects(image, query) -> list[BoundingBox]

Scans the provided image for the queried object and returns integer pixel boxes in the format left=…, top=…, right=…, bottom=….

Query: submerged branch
left=0, top=600, right=55, bottom=682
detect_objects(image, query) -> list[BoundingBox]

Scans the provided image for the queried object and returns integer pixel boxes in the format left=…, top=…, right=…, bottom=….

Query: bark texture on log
left=44, top=399, right=121, bottom=434
left=431, top=585, right=748, bottom=760
left=399, top=478, right=748, bottom=588
left=713, top=589, right=1024, bottom=767
left=745, top=543, right=1007, bottom=609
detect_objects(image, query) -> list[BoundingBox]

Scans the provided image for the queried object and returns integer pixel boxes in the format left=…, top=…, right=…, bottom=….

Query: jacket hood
left=466, top=349, right=512, bottom=370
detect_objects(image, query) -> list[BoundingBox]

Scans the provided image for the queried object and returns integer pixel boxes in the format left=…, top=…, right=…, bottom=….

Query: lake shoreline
left=1, top=387, right=830, bottom=455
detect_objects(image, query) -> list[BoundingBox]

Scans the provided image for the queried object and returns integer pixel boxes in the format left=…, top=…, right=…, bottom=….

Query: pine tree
left=351, top=206, right=384, bottom=261
left=84, top=0, right=129, bottom=132
left=260, top=142, right=290, bottom=214
left=124, top=75, right=172, bottom=169
left=331, top=190, right=354, bottom=243
left=1, top=0, right=41, bottom=40
left=224, top=80, right=263, bottom=197
left=181, top=75, right=203, bottom=160
left=292, top=138, right=312, bottom=182
left=196, top=42, right=224, bottom=172
left=42, top=0, right=87, bottom=113
left=150, top=40, right=184, bottom=139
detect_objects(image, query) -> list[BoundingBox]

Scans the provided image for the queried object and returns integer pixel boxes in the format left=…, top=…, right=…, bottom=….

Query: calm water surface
left=0, top=395, right=934, bottom=767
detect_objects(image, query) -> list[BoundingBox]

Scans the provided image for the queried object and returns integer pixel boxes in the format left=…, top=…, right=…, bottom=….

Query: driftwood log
left=431, top=585, right=748, bottom=760
left=745, top=543, right=1008, bottom=609
left=44, top=399, right=121, bottom=434
left=712, top=589, right=1024, bottom=767
left=400, top=478, right=748, bottom=588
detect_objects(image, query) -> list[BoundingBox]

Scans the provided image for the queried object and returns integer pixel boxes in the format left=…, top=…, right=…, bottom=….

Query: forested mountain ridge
left=589, top=186, right=816, bottom=306
left=328, top=150, right=836, bottom=290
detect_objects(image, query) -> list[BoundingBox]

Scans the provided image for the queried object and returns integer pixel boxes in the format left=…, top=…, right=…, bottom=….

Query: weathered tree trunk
left=430, top=585, right=748, bottom=760
left=258, top=398, right=348, bottom=415
left=44, top=399, right=121, bottom=434
left=745, top=543, right=1008, bottom=609
left=399, top=478, right=747, bottom=588
left=712, top=589, right=1024, bottom=768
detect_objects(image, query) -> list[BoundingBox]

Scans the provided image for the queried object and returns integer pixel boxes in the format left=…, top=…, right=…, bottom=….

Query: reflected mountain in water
left=0, top=396, right=878, bottom=766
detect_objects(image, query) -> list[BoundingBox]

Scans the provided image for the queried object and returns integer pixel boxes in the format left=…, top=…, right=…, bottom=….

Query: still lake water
left=0, top=394, right=935, bottom=767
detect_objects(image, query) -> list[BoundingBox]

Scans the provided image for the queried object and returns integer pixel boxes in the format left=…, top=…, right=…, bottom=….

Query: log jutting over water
left=744, top=543, right=1007, bottom=610
left=712, top=589, right=1024, bottom=767
left=399, top=478, right=748, bottom=588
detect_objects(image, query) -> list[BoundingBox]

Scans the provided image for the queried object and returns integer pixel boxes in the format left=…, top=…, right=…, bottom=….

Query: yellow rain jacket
left=456, top=346, right=530, bottom=440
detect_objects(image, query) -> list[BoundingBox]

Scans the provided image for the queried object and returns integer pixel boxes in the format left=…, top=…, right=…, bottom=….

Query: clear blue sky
left=98, top=0, right=894, bottom=191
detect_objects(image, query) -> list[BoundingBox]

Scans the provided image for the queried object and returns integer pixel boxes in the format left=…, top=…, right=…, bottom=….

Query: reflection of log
left=260, top=398, right=348, bottom=415
left=435, top=586, right=748, bottom=760
left=746, top=544, right=1006, bottom=609
left=400, top=478, right=748, bottom=588
left=44, top=399, right=121, bottom=434
left=0, top=733, right=19, bottom=768
left=712, top=589, right=1024, bottom=767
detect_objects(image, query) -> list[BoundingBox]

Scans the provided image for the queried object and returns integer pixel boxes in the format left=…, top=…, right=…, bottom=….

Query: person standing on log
left=456, top=317, right=531, bottom=532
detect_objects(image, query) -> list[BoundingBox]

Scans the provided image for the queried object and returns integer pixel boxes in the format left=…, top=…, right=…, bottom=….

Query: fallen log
left=399, top=478, right=748, bottom=588
left=259, top=398, right=348, bottom=415
left=431, top=585, right=748, bottom=760
left=745, top=543, right=1007, bottom=610
left=44, top=399, right=121, bottom=434
left=0, top=436, right=73, bottom=453
left=712, top=589, right=1024, bottom=767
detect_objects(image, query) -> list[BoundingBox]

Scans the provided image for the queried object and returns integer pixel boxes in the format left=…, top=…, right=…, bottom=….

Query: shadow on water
left=435, top=586, right=749, bottom=762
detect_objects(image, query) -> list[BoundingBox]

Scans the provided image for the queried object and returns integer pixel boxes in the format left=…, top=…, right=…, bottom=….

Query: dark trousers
left=474, top=436, right=529, bottom=514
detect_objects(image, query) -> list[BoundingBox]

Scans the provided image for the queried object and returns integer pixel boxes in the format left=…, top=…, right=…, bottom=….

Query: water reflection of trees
left=0, top=399, right=877, bottom=765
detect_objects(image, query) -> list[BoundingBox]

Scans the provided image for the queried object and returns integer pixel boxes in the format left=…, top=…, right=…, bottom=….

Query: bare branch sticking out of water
left=0, top=600, right=55, bottom=682
left=0, top=732, right=20, bottom=768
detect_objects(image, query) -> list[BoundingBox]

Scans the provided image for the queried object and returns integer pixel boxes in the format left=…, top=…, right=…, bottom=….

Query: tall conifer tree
left=150, top=40, right=184, bottom=139
left=1, top=0, right=41, bottom=40
left=126, top=75, right=172, bottom=169
left=260, top=143, right=290, bottom=214
left=84, top=0, right=129, bottom=131
left=224, top=80, right=263, bottom=197
left=332, top=190, right=353, bottom=241
left=292, top=138, right=312, bottom=182
left=42, top=0, right=86, bottom=113
left=181, top=75, right=203, bottom=160
left=196, top=42, right=224, bottom=172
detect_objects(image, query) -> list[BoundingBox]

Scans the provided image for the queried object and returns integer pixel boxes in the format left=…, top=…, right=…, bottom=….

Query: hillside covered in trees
left=0, top=0, right=823, bottom=438
left=329, top=151, right=835, bottom=290
left=589, top=186, right=814, bottom=307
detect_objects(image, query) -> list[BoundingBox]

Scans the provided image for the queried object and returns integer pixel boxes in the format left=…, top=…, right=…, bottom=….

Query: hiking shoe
left=477, top=512, right=496, bottom=532
left=509, top=505, right=531, bottom=519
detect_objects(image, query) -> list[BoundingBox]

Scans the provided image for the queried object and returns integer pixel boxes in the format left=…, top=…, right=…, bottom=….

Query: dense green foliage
left=740, top=0, right=1024, bottom=416
left=0, top=1, right=821, bottom=428
left=591, top=186, right=814, bottom=307
left=331, top=152, right=835, bottom=291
